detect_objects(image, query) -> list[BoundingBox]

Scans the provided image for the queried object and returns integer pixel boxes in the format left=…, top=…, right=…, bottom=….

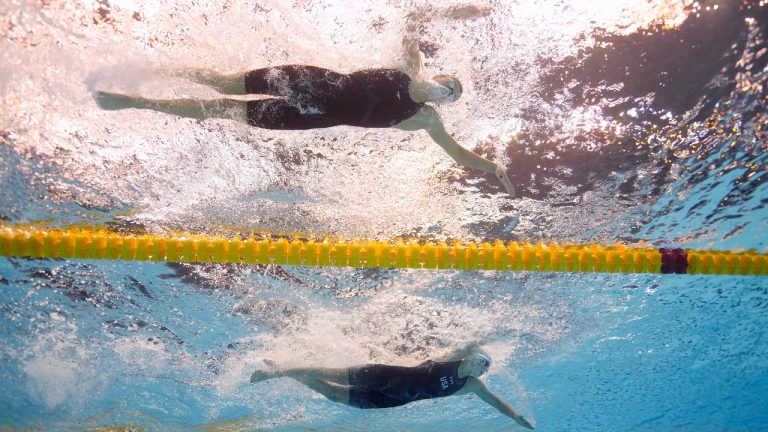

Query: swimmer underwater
left=95, top=42, right=516, bottom=195
left=250, top=346, right=535, bottom=429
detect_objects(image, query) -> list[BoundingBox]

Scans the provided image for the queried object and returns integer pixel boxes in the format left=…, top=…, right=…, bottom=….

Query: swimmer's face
left=464, top=352, right=491, bottom=377
left=433, top=75, right=463, bottom=102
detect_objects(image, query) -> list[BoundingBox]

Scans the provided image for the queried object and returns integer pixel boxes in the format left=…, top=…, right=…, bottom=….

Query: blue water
left=2, top=1, right=768, bottom=431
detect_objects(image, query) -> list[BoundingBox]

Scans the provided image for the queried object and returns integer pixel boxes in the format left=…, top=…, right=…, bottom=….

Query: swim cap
left=465, top=351, right=491, bottom=376
left=476, top=352, right=491, bottom=369
left=433, top=74, right=463, bottom=102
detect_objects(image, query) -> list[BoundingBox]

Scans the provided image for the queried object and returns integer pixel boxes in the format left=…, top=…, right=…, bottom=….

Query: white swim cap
left=465, top=351, right=491, bottom=376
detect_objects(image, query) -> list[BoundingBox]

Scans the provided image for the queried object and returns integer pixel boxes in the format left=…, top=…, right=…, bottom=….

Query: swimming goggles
left=476, top=353, right=491, bottom=369
left=445, top=80, right=460, bottom=101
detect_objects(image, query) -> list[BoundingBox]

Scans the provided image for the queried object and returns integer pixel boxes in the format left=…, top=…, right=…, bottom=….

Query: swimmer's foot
left=250, top=369, right=278, bottom=383
left=94, top=91, right=142, bottom=111
left=250, top=358, right=284, bottom=383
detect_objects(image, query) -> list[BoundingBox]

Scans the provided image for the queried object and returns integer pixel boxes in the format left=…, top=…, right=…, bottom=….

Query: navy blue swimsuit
left=347, top=360, right=467, bottom=409
left=244, top=65, right=423, bottom=129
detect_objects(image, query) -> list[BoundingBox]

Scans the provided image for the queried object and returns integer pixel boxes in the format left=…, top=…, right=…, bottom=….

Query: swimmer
left=250, top=347, right=534, bottom=429
left=94, top=43, right=515, bottom=195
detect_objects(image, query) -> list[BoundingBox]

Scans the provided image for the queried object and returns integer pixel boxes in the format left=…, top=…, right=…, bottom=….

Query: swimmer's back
left=341, top=68, right=423, bottom=127
left=347, top=360, right=466, bottom=408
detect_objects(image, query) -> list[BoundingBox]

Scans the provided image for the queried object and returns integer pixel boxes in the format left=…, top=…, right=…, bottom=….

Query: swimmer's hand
left=514, top=414, right=535, bottom=429
left=494, top=163, right=515, bottom=197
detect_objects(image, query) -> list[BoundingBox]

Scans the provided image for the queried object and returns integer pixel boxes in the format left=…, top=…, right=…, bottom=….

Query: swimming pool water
left=1, top=1, right=767, bottom=431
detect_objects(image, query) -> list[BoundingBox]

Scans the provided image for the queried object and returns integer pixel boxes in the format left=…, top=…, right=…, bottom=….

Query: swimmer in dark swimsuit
left=249, top=347, right=535, bottom=429
left=94, top=43, right=516, bottom=195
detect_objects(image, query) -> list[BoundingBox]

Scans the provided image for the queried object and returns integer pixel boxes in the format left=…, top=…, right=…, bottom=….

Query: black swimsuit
left=347, top=360, right=467, bottom=409
left=243, top=65, right=424, bottom=130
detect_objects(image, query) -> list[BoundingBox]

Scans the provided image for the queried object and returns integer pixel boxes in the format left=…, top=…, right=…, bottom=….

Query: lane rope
left=1, top=226, right=766, bottom=275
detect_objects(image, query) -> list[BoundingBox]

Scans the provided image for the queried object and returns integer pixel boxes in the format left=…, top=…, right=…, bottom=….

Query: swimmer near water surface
left=250, top=347, right=535, bottom=429
left=94, top=42, right=516, bottom=195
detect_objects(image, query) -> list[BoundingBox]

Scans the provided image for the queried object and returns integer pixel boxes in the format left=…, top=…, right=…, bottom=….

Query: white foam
left=113, top=336, right=171, bottom=371
left=20, top=329, right=97, bottom=410
left=22, top=354, right=80, bottom=408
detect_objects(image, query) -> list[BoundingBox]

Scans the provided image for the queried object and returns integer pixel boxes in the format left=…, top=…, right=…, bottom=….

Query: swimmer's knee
left=218, top=72, right=247, bottom=95
left=205, top=99, right=248, bottom=122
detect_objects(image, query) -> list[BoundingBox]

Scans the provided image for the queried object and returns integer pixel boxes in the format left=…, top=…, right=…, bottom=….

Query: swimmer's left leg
left=95, top=91, right=248, bottom=123
left=292, top=378, right=350, bottom=405
left=172, top=68, right=247, bottom=95
left=251, top=366, right=351, bottom=405
left=253, top=366, right=349, bottom=385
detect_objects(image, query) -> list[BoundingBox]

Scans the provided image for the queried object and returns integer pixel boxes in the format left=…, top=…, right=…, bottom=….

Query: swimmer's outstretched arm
left=458, top=377, right=535, bottom=429
left=396, top=106, right=516, bottom=196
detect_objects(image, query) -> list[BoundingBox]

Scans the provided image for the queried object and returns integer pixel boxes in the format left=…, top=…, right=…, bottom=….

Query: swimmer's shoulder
left=394, top=105, right=439, bottom=131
